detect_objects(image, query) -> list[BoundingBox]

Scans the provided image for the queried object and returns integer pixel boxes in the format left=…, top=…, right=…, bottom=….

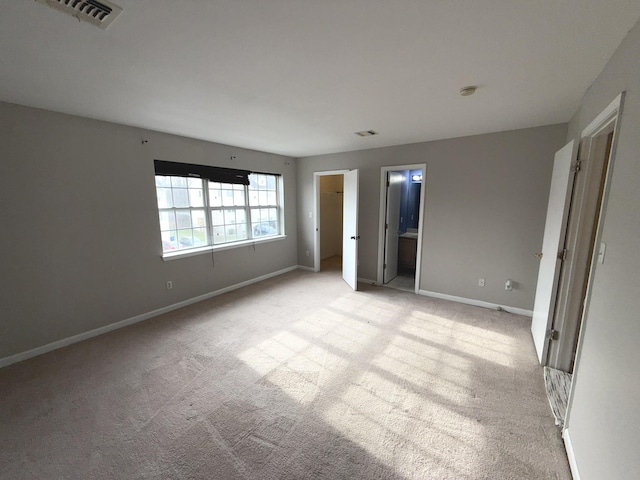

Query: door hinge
left=571, top=160, right=582, bottom=173
left=385, top=223, right=388, bottom=230
left=383, top=263, right=387, bottom=269
left=546, top=329, right=559, bottom=341
left=387, top=181, right=390, bottom=187
left=558, top=248, right=568, bottom=261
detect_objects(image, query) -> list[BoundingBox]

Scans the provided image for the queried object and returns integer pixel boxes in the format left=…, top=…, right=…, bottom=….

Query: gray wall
left=296, top=124, right=567, bottom=310
left=564, top=19, right=640, bottom=480
left=0, top=102, right=297, bottom=359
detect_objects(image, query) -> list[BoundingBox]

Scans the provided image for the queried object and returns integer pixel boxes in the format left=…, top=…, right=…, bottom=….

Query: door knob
left=350, top=235, right=361, bottom=240
left=534, top=252, right=543, bottom=259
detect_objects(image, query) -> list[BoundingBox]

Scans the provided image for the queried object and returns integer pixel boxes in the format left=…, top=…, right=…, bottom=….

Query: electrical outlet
left=166, top=281, right=173, bottom=290
left=305, top=250, right=310, bottom=257
left=505, top=279, right=513, bottom=291
left=478, top=278, right=485, bottom=287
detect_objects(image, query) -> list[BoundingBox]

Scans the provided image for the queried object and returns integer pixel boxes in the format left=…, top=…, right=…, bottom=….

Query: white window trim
left=156, top=173, right=284, bottom=256
left=161, top=234, right=287, bottom=261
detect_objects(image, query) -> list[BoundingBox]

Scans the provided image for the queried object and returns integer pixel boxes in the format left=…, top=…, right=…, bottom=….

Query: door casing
left=313, top=170, right=350, bottom=273
left=377, top=163, right=427, bottom=293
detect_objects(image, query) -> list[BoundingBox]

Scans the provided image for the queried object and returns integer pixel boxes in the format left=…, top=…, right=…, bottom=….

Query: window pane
left=253, top=222, right=276, bottom=237
left=225, top=225, right=238, bottom=242
left=233, top=184, right=244, bottom=191
left=252, top=174, right=266, bottom=189
left=213, top=226, right=226, bottom=244
left=171, top=177, right=188, bottom=188
left=176, top=210, right=192, bottom=229
left=268, top=208, right=278, bottom=221
left=259, top=191, right=268, bottom=205
left=161, top=231, right=178, bottom=251
left=234, top=190, right=245, bottom=206
left=156, top=176, right=171, bottom=187
left=187, top=178, right=202, bottom=188
left=266, top=175, right=276, bottom=190
left=267, top=191, right=277, bottom=205
left=173, top=188, right=189, bottom=208
left=189, top=188, right=204, bottom=207
left=193, top=227, right=207, bottom=246
left=236, top=209, right=246, bottom=225
left=159, top=210, right=176, bottom=231
left=249, top=191, right=259, bottom=206
left=222, top=189, right=234, bottom=207
left=192, top=209, right=206, bottom=228
left=224, top=209, right=236, bottom=225
left=211, top=210, right=224, bottom=226
left=209, top=187, right=222, bottom=207
left=156, top=188, right=173, bottom=208
left=236, top=223, right=247, bottom=240
left=177, top=230, right=193, bottom=249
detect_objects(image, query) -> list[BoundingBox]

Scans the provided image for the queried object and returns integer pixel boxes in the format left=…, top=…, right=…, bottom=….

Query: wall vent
left=35, top=0, right=123, bottom=29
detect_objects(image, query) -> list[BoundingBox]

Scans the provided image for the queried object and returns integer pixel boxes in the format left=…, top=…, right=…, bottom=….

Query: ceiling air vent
left=35, top=0, right=123, bottom=29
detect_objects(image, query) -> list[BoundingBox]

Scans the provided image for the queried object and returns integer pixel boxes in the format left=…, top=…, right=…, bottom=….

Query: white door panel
left=342, top=170, right=359, bottom=290
left=531, top=141, right=576, bottom=364
left=384, top=172, right=403, bottom=283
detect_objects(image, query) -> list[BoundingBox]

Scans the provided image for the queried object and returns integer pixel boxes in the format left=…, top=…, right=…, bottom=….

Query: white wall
left=319, top=175, right=343, bottom=260
left=296, top=124, right=567, bottom=310
left=0, top=102, right=298, bottom=360
left=563, top=19, right=640, bottom=480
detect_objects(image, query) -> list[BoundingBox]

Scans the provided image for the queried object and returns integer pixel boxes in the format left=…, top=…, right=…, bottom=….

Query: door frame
left=376, top=163, right=427, bottom=293
left=547, top=93, right=624, bottom=370
left=564, top=92, right=624, bottom=429
left=313, top=169, right=350, bottom=272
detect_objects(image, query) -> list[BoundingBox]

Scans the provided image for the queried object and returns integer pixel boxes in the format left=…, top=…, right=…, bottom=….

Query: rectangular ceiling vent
left=35, top=0, right=122, bottom=29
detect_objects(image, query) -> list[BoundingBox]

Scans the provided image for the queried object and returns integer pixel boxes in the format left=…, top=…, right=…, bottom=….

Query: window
left=155, top=170, right=282, bottom=254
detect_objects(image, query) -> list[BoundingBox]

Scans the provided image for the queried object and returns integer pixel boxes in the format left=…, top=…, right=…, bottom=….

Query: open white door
left=384, top=172, right=403, bottom=283
left=531, top=140, right=577, bottom=364
left=342, top=169, right=359, bottom=290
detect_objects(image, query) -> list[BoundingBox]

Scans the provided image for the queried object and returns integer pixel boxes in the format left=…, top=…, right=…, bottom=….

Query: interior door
left=342, top=169, right=359, bottom=290
left=384, top=171, right=403, bottom=283
left=531, top=140, right=577, bottom=364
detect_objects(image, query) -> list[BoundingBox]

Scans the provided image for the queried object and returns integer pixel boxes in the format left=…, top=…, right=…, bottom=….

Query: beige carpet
left=0, top=265, right=571, bottom=480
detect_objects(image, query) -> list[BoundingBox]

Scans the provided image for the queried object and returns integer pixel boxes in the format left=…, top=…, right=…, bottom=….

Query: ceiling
left=1, top=1, right=639, bottom=158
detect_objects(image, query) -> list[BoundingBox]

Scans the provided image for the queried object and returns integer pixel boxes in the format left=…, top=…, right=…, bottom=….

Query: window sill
left=161, top=235, right=287, bottom=261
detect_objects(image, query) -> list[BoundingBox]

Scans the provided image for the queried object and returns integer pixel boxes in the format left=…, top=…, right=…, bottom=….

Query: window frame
left=155, top=172, right=285, bottom=260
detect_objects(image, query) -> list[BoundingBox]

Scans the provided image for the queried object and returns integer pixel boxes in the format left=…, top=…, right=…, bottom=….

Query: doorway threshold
left=384, top=272, right=415, bottom=292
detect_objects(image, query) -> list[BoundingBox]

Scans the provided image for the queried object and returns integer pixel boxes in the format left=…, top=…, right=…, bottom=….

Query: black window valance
left=154, top=160, right=282, bottom=185
left=154, top=160, right=251, bottom=185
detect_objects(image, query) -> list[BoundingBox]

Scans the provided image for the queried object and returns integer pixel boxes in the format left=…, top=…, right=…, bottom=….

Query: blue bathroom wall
left=397, top=169, right=422, bottom=233
left=408, top=169, right=422, bottom=229
left=399, top=170, right=409, bottom=233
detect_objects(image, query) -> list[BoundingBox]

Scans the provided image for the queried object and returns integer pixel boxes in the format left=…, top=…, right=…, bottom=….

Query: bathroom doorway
left=377, top=164, right=426, bottom=293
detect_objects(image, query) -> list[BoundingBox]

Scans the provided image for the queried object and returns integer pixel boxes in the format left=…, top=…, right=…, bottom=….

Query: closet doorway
left=313, top=169, right=360, bottom=290
left=318, top=174, right=344, bottom=270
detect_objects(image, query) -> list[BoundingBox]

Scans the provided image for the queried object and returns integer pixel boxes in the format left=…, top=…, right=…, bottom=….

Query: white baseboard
left=358, top=277, right=378, bottom=285
left=563, top=428, right=581, bottom=480
left=418, top=289, right=533, bottom=317
left=297, top=265, right=315, bottom=272
left=0, top=265, right=299, bottom=369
